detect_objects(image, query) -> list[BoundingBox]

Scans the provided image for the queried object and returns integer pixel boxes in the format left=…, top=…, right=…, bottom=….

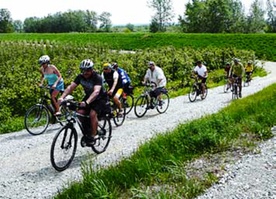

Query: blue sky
left=0, top=0, right=256, bottom=25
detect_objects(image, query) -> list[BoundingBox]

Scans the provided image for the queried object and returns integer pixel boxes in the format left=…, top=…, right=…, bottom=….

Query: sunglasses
left=81, top=68, right=92, bottom=73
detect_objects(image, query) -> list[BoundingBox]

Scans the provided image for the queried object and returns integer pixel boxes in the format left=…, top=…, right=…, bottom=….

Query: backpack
left=117, top=68, right=131, bottom=85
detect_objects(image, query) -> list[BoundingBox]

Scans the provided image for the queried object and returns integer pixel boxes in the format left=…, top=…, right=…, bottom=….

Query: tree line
left=0, top=0, right=276, bottom=33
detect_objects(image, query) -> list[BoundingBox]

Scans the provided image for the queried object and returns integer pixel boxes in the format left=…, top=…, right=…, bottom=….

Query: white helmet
left=38, top=55, right=50, bottom=65
left=80, top=59, right=94, bottom=69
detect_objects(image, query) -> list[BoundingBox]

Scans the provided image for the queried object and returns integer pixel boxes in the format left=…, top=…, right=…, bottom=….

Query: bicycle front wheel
left=156, top=93, right=170, bottom=114
left=24, top=104, right=50, bottom=135
left=134, top=95, right=148, bottom=118
left=113, top=106, right=126, bottom=126
left=91, top=117, right=112, bottom=154
left=188, top=85, right=197, bottom=102
left=50, top=124, right=78, bottom=172
left=123, top=94, right=134, bottom=115
left=232, top=85, right=238, bottom=100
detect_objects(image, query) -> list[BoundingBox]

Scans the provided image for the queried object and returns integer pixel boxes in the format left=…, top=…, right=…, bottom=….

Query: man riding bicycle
left=102, top=63, right=124, bottom=115
left=58, top=59, right=109, bottom=145
left=229, top=58, right=245, bottom=98
left=142, top=61, right=167, bottom=107
left=192, top=60, right=208, bottom=97
left=111, top=62, right=132, bottom=100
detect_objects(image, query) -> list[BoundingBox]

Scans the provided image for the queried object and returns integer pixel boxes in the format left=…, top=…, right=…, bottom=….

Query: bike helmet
left=248, top=60, right=253, bottom=64
left=233, top=58, right=240, bottom=63
left=38, top=55, right=50, bottom=65
left=103, top=63, right=111, bottom=70
left=79, top=59, right=94, bottom=70
left=111, top=62, right=118, bottom=69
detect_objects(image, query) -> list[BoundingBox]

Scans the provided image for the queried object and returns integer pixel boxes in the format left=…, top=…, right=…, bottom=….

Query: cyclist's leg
left=238, top=76, right=242, bottom=97
left=201, top=78, right=207, bottom=95
left=113, top=88, right=124, bottom=113
left=50, top=89, right=60, bottom=114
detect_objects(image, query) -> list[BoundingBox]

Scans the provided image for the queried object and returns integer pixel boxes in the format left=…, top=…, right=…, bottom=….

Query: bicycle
left=24, top=86, right=73, bottom=136
left=50, top=100, right=112, bottom=172
left=232, top=76, right=242, bottom=99
left=188, top=76, right=208, bottom=102
left=244, top=72, right=252, bottom=87
left=109, top=96, right=126, bottom=126
left=134, top=81, right=170, bottom=118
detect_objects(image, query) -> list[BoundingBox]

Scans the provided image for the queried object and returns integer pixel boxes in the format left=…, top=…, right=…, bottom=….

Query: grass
left=54, top=78, right=275, bottom=198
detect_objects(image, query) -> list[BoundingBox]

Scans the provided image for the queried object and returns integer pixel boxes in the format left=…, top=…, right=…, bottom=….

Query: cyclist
left=102, top=63, right=124, bottom=115
left=224, top=62, right=232, bottom=91
left=192, top=60, right=208, bottom=97
left=111, top=62, right=132, bottom=100
left=244, top=60, right=254, bottom=82
left=142, top=61, right=167, bottom=107
left=58, top=59, right=109, bottom=145
left=229, top=58, right=245, bottom=98
left=38, top=55, right=64, bottom=116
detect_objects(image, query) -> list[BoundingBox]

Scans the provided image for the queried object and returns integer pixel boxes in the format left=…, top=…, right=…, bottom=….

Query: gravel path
left=0, top=62, right=275, bottom=199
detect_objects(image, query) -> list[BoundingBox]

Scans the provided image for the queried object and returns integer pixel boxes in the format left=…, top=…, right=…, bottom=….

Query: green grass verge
left=54, top=84, right=276, bottom=198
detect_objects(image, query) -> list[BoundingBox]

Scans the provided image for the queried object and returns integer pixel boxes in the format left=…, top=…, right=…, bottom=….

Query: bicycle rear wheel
left=123, top=94, right=134, bottom=115
left=50, top=124, right=78, bottom=172
left=134, top=95, right=148, bottom=118
left=91, top=117, right=112, bottom=154
left=156, top=93, right=170, bottom=114
left=24, top=104, right=50, bottom=135
left=188, top=85, right=197, bottom=102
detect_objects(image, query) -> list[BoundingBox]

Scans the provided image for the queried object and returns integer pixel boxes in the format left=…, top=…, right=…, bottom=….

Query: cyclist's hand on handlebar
left=80, top=101, right=87, bottom=107
left=57, top=97, right=64, bottom=105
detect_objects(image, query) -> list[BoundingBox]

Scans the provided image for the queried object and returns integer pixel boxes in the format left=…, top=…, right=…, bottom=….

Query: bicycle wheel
left=201, top=86, right=208, bottom=100
left=50, top=124, right=78, bottom=172
left=134, top=95, right=148, bottom=118
left=123, top=94, right=134, bottom=115
left=24, top=104, right=50, bottom=135
left=91, top=117, right=112, bottom=154
left=113, top=106, right=126, bottom=126
left=156, top=93, right=170, bottom=114
left=188, top=85, right=197, bottom=102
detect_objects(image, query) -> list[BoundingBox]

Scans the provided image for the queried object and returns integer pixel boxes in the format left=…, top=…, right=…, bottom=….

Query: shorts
left=49, top=79, right=64, bottom=92
left=111, top=88, right=123, bottom=98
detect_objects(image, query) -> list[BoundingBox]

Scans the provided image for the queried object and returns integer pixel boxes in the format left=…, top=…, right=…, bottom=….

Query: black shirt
left=74, top=72, right=105, bottom=99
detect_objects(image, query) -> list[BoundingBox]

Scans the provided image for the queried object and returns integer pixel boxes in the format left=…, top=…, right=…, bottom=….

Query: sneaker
left=158, top=100, right=163, bottom=106
left=54, top=111, right=62, bottom=116
left=85, top=135, right=99, bottom=146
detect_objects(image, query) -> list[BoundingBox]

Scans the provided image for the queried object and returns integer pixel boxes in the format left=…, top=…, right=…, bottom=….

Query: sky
left=0, top=0, right=256, bottom=25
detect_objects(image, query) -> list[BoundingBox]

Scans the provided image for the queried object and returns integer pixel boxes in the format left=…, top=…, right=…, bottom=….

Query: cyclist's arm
left=109, top=71, right=119, bottom=93
left=85, top=85, right=101, bottom=105
left=39, top=68, right=45, bottom=86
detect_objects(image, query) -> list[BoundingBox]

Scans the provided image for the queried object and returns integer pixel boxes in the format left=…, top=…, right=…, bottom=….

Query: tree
left=266, top=0, right=276, bottom=32
left=245, top=0, right=266, bottom=33
left=13, top=20, right=23, bottom=33
left=0, top=8, right=14, bottom=33
left=98, top=12, right=112, bottom=32
left=148, top=0, right=174, bottom=32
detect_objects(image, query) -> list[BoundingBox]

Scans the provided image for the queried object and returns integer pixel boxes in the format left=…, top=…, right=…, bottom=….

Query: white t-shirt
left=144, top=66, right=167, bottom=87
left=194, top=65, right=208, bottom=77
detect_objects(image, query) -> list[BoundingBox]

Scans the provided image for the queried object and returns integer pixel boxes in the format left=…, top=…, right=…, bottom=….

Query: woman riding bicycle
left=38, top=55, right=64, bottom=116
